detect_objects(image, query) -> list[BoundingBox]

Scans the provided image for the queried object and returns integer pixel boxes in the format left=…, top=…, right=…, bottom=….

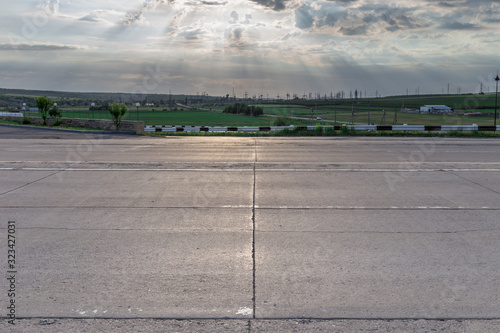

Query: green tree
left=35, top=96, right=52, bottom=125
left=108, top=104, right=128, bottom=129
left=254, top=106, right=264, bottom=117
left=273, top=115, right=293, bottom=126
left=49, top=105, right=62, bottom=119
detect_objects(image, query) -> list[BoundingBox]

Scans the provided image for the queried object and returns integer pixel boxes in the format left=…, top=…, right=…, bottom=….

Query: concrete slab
left=1, top=128, right=500, bottom=331
left=2, top=318, right=499, bottom=333
left=0, top=207, right=252, bottom=230
left=0, top=170, right=253, bottom=208
left=1, top=229, right=253, bottom=318
left=255, top=230, right=500, bottom=318
left=0, top=171, right=56, bottom=195
left=256, top=171, right=500, bottom=208
left=255, top=209, right=500, bottom=233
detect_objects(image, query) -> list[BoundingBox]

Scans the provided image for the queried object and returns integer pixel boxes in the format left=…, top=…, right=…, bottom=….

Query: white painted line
left=1, top=167, right=499, bottom=172
left=255, top=206, right=497, bottom=210
left=259, top=169, right=500, bottom=172
left=0, top=168, right=253, bottom=172
left=2, top=161, right=500, bottom=165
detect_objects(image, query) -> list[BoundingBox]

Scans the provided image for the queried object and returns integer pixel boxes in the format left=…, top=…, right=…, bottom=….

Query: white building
left=420, top=105, right=453, bottom=114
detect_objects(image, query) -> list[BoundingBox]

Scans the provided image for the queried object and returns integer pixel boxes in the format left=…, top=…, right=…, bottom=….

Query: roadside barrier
left=145, top=124, right=499, bottom=133
left=0, top=112, right=23, bottom=117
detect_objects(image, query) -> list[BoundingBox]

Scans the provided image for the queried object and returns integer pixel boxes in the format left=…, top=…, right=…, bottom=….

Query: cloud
left=79, top=10, right=114, bottom=23
left=339, top=24, right=367, bottom=35
left=178, top=28, right=207, bottom=40
left=229, top=10, right=239, bottom=24
left=185, top=0, right=228, bottom=5
left=249, top=0, right=292, bottom=11
left=0, top=43, right=83, bottom=51
left=295, top=4, right=315, bottom=29
left=243, top=14, right=253, bottom=25
left=38, top=0, right=60, bottom=15
left=440, top=21, right=481, bottom=30
left=121, top=0, right=172, bottom=26
left=229, top=11, right=254, bottom=25
left=200, top=1, right=228, bottom=5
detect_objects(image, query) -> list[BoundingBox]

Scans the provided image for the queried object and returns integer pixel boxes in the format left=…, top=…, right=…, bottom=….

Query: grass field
left=252, top=93, right=499, bottom=126
left=17, top=93, right=499, bottom=126
left=23, top=108, right=313, bottom=126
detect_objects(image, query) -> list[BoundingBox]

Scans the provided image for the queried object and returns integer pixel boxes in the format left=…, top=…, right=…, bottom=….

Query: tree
left=108, top=104, right=128, bottom=129
left=35, top=96, right=52, bottom=125
left=49, top=105, right=62, bottom=119
left=253, top=106, right=264, bottom=116
left=223, top=103, right=263, bottom=117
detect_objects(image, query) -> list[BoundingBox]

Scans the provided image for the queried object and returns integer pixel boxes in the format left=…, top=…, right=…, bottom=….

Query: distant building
left=419, top=105, right=453, bottom=114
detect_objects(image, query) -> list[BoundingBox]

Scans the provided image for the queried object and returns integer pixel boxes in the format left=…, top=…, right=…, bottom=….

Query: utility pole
left=393, top=105, right=400, bottom=125
left=367, top=102, right=370, bottom=125
left=495, top=71, right=499, bottom=127
left=334, top=104, right=336, bottom=124
left=351, top=103, right=354, bottom=124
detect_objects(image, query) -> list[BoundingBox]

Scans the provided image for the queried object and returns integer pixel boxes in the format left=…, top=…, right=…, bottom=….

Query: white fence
left=145, top=124, right=499, bottom=133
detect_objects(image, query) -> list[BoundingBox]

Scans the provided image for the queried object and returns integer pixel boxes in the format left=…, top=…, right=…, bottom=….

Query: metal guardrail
left=145, top=124, right=499, bottom=133
left=0, top=112, right=23, bottom=117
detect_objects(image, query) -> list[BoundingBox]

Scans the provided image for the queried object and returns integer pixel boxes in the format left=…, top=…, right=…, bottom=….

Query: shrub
left=324, top=126, right=336, bottom=136
left=35, top=96, right=52, bottom=125
left=341, top=125, right=356, bottom=135
left=52, top=119, right=62, bottom=126
left=314, top=125, right=323, bottom=135
left=49, top=106, right=62, bottom=119
left=108, top=104, right=128, bottom=129
left=22, top=116, right=31, bottom=125
left=273, top=115, right=293, bottom=126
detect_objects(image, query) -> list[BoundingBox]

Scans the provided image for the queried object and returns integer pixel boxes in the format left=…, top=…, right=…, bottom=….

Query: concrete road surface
left=0, top=125, right=499, bottom=332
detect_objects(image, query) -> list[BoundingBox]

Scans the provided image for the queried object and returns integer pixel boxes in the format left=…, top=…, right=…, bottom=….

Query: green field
left=15, top=92, right=500, bottom=127
left=23, top=108, right=313, bottom=126
left=251, top=93, right=499, bottom=126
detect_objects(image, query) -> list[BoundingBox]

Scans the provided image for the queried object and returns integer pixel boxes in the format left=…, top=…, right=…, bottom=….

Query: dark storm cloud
left=249, top=0, right=292, bottom=11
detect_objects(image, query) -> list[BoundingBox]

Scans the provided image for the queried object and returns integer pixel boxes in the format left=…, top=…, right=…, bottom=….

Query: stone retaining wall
left=0, top=116, right=144, bottom=135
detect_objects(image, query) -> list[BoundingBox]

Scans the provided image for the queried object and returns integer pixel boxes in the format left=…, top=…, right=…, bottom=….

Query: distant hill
left=0, top=88, right=203, bottom=108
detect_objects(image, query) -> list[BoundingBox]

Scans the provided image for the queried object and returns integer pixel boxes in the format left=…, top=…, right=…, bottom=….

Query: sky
left=1, top=0, right=500, bottom=98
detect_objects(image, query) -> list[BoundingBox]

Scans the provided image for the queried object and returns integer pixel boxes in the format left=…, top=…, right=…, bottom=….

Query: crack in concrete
left=0, top=170, right=64, bottom=197
left=252, top=139, right=257, bottom=320
left=447, top=171, right=500, bottom=196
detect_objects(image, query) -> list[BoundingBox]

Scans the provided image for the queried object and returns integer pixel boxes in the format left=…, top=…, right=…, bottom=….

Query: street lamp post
left=22, top=103, right=26, bottom=116
left=53, top=103, right=57, bottom=125
left=136, top=103, right=140, bottom=121
left=495, top=72, right=499, bottom=128
left=91, top=103, right=95, bottom=119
